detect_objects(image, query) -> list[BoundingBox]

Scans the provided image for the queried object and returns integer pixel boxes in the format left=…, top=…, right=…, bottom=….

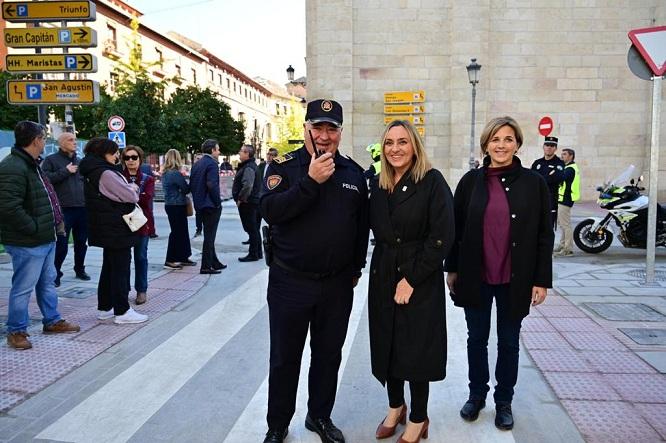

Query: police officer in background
left=531, top=136, right=565, bottom=229
left=260, top=99, right=369, bottom=443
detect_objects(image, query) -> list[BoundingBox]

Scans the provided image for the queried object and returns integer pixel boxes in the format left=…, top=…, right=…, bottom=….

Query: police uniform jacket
left=369, top=168, right=454, bottom=383
left=260, top=146, right=369, bottom=277
left=531, top=156, right=564, bottom=211
left=444, top=156, right=554, bottom=320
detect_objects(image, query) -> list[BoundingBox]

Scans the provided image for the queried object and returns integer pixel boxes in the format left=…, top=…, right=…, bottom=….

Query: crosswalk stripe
left=37, top=270, right=269, bottom=443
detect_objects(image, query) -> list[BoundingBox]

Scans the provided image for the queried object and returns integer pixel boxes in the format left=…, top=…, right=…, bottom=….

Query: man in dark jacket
left=42, top=132, right=90, bottom=286
left=531, top=136, right=564, bottom=229
left=233, top=144, right=261, bottom=262
left=190, top=139, right=226, bottom=274
left=0, top=121, right=80, bottom=350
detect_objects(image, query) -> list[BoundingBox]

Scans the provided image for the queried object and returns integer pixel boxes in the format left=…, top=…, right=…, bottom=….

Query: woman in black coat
left=369, top=120, right=454, bottom=443
left=444, top=116, right=553, bottom=431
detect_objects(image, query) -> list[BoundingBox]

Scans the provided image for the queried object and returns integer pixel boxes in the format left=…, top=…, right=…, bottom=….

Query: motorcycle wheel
left=573, top=218, right=614, bottom=253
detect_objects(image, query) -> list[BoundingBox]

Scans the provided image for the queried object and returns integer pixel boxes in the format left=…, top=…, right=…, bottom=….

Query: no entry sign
left=538, top=116, right=553, bottom=136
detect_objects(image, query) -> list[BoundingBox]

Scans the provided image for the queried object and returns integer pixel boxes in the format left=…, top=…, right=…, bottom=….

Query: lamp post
left=286, top=65, right=295, bottom=82
left=466, top=58, right=482, bottom=170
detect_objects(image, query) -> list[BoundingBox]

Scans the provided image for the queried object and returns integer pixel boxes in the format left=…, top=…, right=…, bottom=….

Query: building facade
left=306, top=0, right=666, bottom=199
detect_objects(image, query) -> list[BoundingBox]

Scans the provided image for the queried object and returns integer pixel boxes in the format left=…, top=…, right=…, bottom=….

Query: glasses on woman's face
left=123, top=155, right=139, bottom=161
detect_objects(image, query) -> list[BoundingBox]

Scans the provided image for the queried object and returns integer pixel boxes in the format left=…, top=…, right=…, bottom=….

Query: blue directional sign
left=26, top=84, right=42, bottom=100
left=108, top=131, right=126, bottom=149
left=16, top=4, right=28, bottom=16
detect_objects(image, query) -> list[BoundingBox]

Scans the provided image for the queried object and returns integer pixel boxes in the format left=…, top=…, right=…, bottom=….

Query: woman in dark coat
left=369, top=120, right=455, bottom=443
left=444, top=116, right=553, bottom=431
left=79, top=138, right=148, bottom=325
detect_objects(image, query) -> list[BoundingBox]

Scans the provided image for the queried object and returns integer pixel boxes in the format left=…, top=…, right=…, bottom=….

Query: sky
left=130, top=0, right=306, bottom=85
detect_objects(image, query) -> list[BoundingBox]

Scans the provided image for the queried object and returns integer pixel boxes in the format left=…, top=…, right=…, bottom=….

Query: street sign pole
left=645, top=75, right=662, bottom=285
left=61, top=19, right=74, bottom=133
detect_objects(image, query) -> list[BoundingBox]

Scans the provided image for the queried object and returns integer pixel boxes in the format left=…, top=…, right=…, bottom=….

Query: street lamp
left=286, top=65, right=295, bottom=82
left=466, top=58, right=481, bottom=170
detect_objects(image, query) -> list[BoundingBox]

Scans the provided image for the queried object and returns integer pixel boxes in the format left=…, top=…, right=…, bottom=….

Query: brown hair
left=479, top=116, right=523, bottom=156
left=123, top=145, right=145, bottom=163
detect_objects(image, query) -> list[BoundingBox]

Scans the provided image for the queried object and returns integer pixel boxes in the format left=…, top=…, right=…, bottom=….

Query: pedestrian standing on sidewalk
left=79, top=138, right=148, bottom=324
left=190, top=139, right=226, bottom=274
left=122, top=145, right=155, bottom=305
left=368, top=120, right=454, bottom=443
left=260, top=99, right=369, bottom=443
left=531, top=136, right=564, bottom=230
left=445, top=116, right=553, bottom=431
left=554, top=148, right=580, bottom=256
left=233, top=144, right=261, bottom=262
left=41, top=132, right=90, bottom=287
left=161, top=149, right=196, bottom=269
left=192, top=153, right=204, bottom=237
left=0, top=121, right=80, bottom=350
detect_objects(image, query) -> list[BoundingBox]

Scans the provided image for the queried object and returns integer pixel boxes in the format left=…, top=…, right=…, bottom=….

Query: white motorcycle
left=573, top=166, right=666, bottom=254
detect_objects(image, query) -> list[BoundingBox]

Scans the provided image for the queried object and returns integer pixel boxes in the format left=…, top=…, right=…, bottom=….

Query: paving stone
left=57, top=285, right=96, bottom=299
left=605, top=373, right=666, bottom=403
left=633, top=403, right=666, bottom=440
left=560, top=287, right=623, bottom=296
left=553, top=279, right=581, bottom=287
left=0, top=391, right=25, bottom=414
left=583, top=302, right=666, bottom=321
left=521, top=332, right=572, bottom=350
left=548, top=317, right=603, bottom=333
left=619, top=328, right=666, bottom=345
left=543, top=372, right=622, bottom=400
left=582, top=351, right=657, bottom=374
left=542, top=295, right=572, bottom=306
left=637, top=351, right=666, bottom=374
left=590, top=272, right=643, bottom=281
left=618, top=287, right=666, bottom=297
left=536, top=305, right=589, bottom=318
left=561, top=400, right=661, bottom=443
left=74, top=323, right=140, bottom=345
left=563, top=332, right=627, bottom=351
left=521, top=317, right=556, bottom=332
left=529, top=350, right=595, bottom=372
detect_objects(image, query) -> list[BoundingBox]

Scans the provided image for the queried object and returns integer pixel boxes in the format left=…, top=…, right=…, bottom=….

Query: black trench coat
left=368, top=168, right=455, bottom=384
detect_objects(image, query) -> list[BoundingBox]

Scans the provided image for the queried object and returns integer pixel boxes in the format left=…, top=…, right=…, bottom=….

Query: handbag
left=122, top=204, right=148, bottom=232
left=185, top=196, right=194, bottom=217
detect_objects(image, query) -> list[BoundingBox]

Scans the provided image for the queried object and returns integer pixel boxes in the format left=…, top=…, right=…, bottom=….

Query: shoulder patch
left=273, top=153, right=295, bottom=164
left=266, top=175, right=282, bottom=190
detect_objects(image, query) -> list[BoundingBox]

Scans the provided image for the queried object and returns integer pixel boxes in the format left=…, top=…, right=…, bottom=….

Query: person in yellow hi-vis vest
left=555, top=148, right=580, bottom=256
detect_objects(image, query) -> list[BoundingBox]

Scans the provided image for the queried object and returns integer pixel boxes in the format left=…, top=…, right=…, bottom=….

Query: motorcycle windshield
left=608, top=165, right=636, bottom=188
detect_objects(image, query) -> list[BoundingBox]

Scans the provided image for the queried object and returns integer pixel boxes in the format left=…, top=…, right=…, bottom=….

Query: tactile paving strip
left=536, top=305, right=589, bottom=318
left=561, top=400, right=661, bottom=443
left=521, top=317, right=556, bottom=333
left=605, top=373, right=666, bottom=403
left=582, top=351, right=657, bottom=374
left=529, top=350, right=595, bottom=372
left=562, top=332, right=626, bottom=351
left=542, top=295, right=573, bottom=306
left=543, top=372, right=622, bottom=400
left=548, top=317, right=604, bottom=333
left=0, top=390, right=24, bottom=412
left=633, top=403, right=666, bottom=440
left=521, top=332, right=572, bottom=350
left=75, top=323, right=142, bottom=344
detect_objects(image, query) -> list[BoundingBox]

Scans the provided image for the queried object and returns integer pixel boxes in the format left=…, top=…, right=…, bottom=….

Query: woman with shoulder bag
left=445, top=116, right=553, bottom=430
left=161, top=149, right=196, bottom=270
left=79, top=138, right=148, bottom=324
left=122, top=145, right=155, bottom=305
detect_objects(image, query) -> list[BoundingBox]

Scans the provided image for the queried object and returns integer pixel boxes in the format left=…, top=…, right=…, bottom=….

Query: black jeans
left=54, top=207, right=88, bottom=275
left=200, top=206, right=222, bottom=270
left=464, top=282, right=523, bottom=404
left=98, top=247, right=131, bottom=315
left=165, top=204, right=192, bottom=262
left=387, top=377, right=429, bottom=423
left=238, top=202, right=261, bottom=258
left=266, top=266, right=353, bottom=430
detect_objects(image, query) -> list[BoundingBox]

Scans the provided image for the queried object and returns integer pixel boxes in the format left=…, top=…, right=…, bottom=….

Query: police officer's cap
left=306, top=99, right=343, bottom=128
left=544, top=136, right=558, bottom=147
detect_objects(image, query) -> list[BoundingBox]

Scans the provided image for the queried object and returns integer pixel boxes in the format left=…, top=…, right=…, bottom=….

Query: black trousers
left=238, top=202, right=261, bottom=258
left=98, top=247, right=131, bottom=315
left=387, top=377, right=429, bottom=423
left=266, top=266, right=354, bottom=430
left=54, top=207, right=88, bottom=275
left=200, top=206, right=222, bottom=270
left=165, top=204, right=192, bottom=262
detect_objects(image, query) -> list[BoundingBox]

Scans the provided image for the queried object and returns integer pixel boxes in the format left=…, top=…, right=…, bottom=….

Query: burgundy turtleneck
left=482, top=161, right=516, bottom=284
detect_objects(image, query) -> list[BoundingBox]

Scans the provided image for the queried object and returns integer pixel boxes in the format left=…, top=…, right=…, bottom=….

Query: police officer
left=260, top=99, right=369, bottom=443
left=555, top=148, right=580, bottom=256
left=531, top=136, right=565, bottom=229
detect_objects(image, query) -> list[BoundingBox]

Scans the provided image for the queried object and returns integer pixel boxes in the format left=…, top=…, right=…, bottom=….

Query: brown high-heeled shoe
left=375, top=404, right=407, bottom=439
left=397, top=418, right=429, bottom=443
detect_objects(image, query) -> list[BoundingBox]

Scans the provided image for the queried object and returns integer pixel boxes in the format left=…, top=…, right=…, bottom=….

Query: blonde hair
left=378, top=120, right=431, bottom=192
left=479, top=116, right=524, bottom=156
left=163, top=149, right=183, bottom=171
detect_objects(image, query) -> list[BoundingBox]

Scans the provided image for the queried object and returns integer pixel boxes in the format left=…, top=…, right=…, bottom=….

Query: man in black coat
left=531, top=136, right=564, bottom=229
left=260, top=99, right=369, bottom=443
left=232, top=144, right=261, bottom=261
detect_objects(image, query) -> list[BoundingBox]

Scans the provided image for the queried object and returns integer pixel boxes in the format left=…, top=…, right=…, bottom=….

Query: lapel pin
left=402, top=186, right=407, bottom=192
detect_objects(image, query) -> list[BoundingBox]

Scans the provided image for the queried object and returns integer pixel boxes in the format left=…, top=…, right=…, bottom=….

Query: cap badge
left=321, top=100, right=333, bottom=112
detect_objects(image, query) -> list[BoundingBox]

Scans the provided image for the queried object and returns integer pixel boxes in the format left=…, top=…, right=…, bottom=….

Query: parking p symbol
left=59, top=30, right=71, bottom=44
left=27, top=85, right=42, bottom=100
left=65, top=56, right=77, bottom=69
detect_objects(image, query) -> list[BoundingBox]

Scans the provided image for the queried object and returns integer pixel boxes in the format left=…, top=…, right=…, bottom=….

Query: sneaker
left=164, top=262, right=183, bottom=270
left=97, top=309, right=114, bottom=320
left=43, top=319, right=80, bottom=334
left=114, top=307, right=148, bottom=324
left=7, top=331, right=32, bottom=350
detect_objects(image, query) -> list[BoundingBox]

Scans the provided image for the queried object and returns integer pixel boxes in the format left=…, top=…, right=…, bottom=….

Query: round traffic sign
left=107, top=115, right=125, bottom=132
left=538, top=116, right=553, bottom=137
